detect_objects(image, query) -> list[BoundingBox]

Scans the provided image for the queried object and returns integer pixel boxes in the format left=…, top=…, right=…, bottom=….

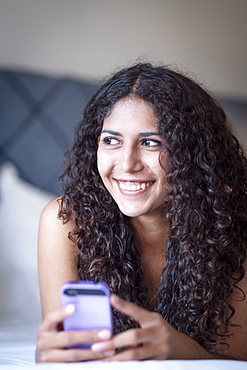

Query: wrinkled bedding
left=0, top=326, right=246, bottom=369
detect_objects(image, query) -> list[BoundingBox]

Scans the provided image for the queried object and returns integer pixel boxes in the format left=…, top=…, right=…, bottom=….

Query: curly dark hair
left=59, top=63, right=247, bottom=354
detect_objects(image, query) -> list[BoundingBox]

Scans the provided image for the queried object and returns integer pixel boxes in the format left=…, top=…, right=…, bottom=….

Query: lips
left=117, top=181, right=154, bottom=192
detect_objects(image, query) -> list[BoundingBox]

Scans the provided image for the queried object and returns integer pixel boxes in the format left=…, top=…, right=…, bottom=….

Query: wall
left=0, top=0, right=247, bottom=98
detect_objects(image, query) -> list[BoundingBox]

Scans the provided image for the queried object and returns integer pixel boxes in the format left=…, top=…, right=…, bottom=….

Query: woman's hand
left=91, top=294, right=215, bottom=361
left=36, top=304, right=114, bottom=362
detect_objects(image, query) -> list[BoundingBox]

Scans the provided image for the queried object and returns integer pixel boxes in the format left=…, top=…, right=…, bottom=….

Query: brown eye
left=102, top=137, right=120, bottom=145
left=141, top=139, right=162, bottom=147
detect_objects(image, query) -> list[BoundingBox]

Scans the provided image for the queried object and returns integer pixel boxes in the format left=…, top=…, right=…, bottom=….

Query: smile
left=117, top=181, right=154, bottom=192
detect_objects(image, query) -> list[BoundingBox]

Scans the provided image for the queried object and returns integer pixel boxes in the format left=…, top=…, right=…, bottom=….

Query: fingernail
left=103, top=350, right=115, bottom=357
left=65, top=304, right=75, bottom=314
left=97, top=329, right=111, bottom=339
left=111, top=294, right=121, bottom=304
left=91, top=342, right=106, bottom=352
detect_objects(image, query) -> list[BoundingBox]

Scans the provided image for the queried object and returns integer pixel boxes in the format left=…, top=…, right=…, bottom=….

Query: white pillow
left=0, top=162, right=55, bottom=327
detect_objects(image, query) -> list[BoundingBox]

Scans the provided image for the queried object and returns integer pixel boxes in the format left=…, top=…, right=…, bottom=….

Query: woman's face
left=97, top=97, right=167, bottom=220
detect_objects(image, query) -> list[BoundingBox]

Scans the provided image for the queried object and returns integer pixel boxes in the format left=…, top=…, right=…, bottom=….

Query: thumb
left=110, top=294, right=154, bottom=327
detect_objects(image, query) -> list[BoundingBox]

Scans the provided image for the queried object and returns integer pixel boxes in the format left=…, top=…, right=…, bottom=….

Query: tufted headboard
left=0, top=70, right=98, bottom=195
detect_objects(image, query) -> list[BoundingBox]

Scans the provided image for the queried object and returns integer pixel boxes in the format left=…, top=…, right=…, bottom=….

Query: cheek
left=97, top=149, right=113, bottom=178
left=148, top=156, right=165, bottom=175
left=97, top=150, right=114, bottom=196
left=97, top=149, right=104, bottom=177
left=151, top=161, right=167, bottom=188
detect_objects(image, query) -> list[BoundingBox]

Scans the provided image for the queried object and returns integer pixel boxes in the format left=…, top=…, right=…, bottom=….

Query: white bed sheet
left=0, top=326, right=246, bottom=370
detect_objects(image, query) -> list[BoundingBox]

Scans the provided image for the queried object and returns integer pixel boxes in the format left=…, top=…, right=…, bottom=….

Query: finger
left=102, top=342, right=169, bottom=362
left=38, top=328, right=112, bottom=350
left=110, top=294, right=156, bottom=326
left=38, top=348, right=105, bottom=363
left=91, top=322, right=172, bottom=356
left=103, top=342, right=169, bottom=361
left=102, top=345, right=151, bottom=362
left=39, top=305, right=75, bottom=333
left=91, top=327, right=145, bottom=354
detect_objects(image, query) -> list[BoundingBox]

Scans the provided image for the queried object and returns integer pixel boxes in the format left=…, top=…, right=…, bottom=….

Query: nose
left=120, top=145, right=144, bottom=173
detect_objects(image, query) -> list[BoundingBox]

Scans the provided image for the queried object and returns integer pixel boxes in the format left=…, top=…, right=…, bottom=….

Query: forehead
left=102, top=97, right=158, bottom=131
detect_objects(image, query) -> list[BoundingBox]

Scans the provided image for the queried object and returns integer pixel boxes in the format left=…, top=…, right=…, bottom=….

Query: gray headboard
left=0, top=70, right=98, bottom=195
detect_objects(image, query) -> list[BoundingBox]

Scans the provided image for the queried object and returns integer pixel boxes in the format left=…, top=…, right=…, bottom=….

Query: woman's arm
left=90, top=295, right=224, bottom=361
left=37, top=198, right=78, bottom=318
left=91, top=287, right=247, bottom=361
left=37, top=200, right=247, bottom=361
left=36, top=199, right=112, bottom=362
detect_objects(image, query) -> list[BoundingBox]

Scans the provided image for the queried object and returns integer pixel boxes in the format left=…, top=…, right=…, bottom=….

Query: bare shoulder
left=224, top=258, right=247, bottom=360
left=40, top=197, right=71, bottom=224
left=38, top=197, right=79, bottom=317
left=41, top=197, right=59, bottom=215
left=40, top=197, right=59, bottom=217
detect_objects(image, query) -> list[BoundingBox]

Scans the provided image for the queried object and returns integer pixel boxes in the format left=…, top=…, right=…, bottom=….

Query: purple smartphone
left=61, top=281, right=113, bottom=348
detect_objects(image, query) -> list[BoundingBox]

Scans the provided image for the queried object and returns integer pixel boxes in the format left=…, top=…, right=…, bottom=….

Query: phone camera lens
left=65, top=289, right=78, bottom=296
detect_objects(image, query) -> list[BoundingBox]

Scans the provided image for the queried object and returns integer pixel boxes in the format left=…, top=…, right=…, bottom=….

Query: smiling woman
left=97, top=97, right=167, bottom=219
left=36, top=63, right=247, bottom=362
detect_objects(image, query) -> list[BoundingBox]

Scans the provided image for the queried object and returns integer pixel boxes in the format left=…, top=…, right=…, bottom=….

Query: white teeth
left=119, top=181, right=152, bottom=191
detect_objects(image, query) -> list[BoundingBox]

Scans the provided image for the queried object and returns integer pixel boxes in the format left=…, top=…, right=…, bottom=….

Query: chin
left=118, top=206, right=145, bottom=218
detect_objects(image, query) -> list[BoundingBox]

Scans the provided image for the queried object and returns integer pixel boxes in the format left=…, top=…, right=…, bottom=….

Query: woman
left=36, top=63, right=247, bottom=362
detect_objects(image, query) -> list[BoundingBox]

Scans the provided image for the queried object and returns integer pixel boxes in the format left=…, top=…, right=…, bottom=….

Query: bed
left=0, top=69, right=246, bottom=368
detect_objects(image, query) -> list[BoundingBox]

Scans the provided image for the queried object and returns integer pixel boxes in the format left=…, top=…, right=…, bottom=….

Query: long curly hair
left=59, top=63, right=247, bottom=353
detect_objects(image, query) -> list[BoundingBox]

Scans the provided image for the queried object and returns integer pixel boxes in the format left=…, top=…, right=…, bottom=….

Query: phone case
left=61, top=281, right=113, bottom=348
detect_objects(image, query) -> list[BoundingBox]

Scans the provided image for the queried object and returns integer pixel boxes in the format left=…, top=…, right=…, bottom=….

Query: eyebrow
left=101, top=129, right=160, bottom=137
